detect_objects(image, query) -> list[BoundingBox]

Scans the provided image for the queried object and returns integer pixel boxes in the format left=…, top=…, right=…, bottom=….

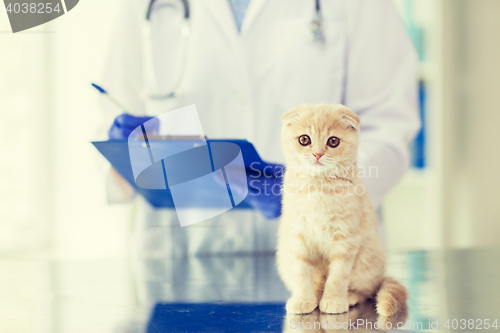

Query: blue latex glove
left=108, top=113, right=159, bottom=140
left=244, top=163, right=284, bottom=219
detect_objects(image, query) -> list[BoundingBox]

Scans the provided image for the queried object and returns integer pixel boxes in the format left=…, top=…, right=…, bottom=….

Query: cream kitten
left=276, top=104, right=407, bottom=315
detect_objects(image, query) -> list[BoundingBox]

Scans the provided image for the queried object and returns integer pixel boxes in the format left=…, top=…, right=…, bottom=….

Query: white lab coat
left=101, top=0, right=419, bottom=257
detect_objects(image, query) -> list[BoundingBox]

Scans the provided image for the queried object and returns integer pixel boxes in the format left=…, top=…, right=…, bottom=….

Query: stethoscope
left=143, top=0, right=324, bottom=100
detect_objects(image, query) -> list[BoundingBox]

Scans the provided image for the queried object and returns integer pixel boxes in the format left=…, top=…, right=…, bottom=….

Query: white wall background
left=47, top=0, right=132, bottom=258
left=440, top=0, right=500, bottom=247
left=0, top=0, right=131, bottom=258
left=0, top=7, right=50, bottom=253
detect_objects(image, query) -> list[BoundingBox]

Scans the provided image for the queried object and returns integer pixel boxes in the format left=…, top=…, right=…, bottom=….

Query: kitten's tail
left=375, top=277, right=408, bottom=317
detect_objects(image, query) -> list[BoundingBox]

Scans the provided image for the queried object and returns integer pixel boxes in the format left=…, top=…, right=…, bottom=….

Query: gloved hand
left=245, top=163, right=284, bottom=219
left=108, top=113, right=160, bottom=140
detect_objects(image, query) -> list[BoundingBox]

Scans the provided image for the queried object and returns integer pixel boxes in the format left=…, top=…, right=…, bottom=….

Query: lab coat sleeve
left=343, top=0, right=420, bottom=207
left=99, top=0, right=146, bottom=204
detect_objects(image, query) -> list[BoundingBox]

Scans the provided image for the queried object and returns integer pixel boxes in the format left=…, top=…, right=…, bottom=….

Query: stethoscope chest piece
left=311, top=14, right=325, bottom=43
left=311, top=0, right=325, bottom=43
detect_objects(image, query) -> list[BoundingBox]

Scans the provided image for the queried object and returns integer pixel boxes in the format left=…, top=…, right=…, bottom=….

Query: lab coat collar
left=240, top=0, right=271, bottom=36
left=198, top=0, right=270, bottom=41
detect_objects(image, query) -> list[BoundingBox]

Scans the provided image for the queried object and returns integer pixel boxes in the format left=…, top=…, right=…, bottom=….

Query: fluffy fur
left=276, top=104, right=407, bottom=315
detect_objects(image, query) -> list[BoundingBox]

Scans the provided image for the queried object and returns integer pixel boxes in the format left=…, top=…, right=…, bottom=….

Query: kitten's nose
left=312, top=153, right=323, bottom=160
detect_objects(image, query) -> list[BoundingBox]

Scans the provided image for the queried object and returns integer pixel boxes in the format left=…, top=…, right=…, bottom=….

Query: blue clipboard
left=92, top=139, right=270, bottom=209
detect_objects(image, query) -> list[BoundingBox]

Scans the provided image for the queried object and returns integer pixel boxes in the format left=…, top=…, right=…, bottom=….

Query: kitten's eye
left=298, top=135, right=311, bottom=146
left=327, top=136, right=340, bottom=148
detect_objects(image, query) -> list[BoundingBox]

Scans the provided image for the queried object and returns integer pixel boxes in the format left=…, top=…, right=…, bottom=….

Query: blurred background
left=1, top=0, right=500, bottom=332
left=2, top=0, right=499, bottom=257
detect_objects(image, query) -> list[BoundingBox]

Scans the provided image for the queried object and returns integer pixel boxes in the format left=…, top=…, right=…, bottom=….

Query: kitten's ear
left=281, top=108, right=300, bottom=126
left=340, top=111, right=360, bottom=131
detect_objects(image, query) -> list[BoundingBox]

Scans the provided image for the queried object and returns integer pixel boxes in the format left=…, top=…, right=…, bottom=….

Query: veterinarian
left=100, top=0, right=420, bottom=257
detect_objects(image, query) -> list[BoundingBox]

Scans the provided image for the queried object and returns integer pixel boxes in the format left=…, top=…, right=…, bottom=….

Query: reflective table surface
left=1, top=248, right=499, bottom=332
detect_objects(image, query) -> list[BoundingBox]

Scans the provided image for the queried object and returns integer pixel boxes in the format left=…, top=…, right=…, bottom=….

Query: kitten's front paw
left=319, top=297, right=349, bottom=314
left=286, top=297, right=317, bottom=314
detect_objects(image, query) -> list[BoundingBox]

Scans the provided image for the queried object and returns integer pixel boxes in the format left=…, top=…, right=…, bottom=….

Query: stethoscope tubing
left=143, top=0, right=323, bottom=100
left=147, top=0, right=189, bottom=20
